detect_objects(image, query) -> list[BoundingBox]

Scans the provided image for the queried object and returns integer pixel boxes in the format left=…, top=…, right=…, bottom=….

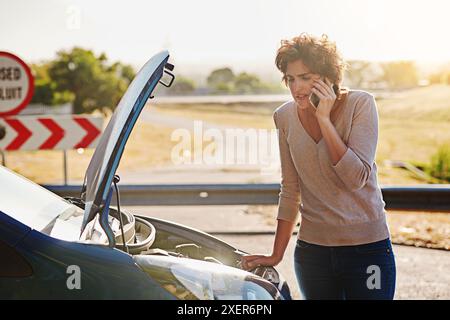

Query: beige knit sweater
left=273, top=90, right=390, bottom=246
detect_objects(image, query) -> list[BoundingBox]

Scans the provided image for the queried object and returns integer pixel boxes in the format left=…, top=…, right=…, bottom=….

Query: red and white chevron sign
left=0, top=115, right=103, bottom=151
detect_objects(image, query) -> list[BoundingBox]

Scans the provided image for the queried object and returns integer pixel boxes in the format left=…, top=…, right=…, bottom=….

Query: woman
left=241, top=33, right=396, bottom=300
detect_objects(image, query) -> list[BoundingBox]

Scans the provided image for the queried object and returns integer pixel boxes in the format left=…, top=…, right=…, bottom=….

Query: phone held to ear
left=309, top=78, right=339, bottom=109
left=309, top=92, right=320, bottom=109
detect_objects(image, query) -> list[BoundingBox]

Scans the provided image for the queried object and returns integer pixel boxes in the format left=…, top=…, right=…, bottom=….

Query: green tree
left=234, top=72, right=265, bottom=94
left=345, top=60, right=374, bottom=88
left=428, top=71, right=450, bottom=85
left=380, top=61, right=419, bottom=88
left=31, top=63, right=75, bottom=106
left=47, top=47, right=130, bottom=114
left=214, top=82, right=235, bottom=94
left=169, top=76, right=196, bottom=95
left=206, top=67, right=287, bottom=94
left=108, top=62, right=135, bottom=84
left=207, top=67, right=235, bottom=93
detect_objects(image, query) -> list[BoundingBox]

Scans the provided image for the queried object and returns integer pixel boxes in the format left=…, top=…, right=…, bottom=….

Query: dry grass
left=153, top=84, right=450, bottom=185
left=5, top=84, right=450, bottom=186
left=118, top=120, right=177, bottom=171
left=153, top=103, right=275, bottom=129
left=7, top=149, right=94, bottom=184
left=7, top=120, right=177, bottom=184
left=376, top=85, right=450, bottom=122
left=153, top=86, right=450, bottom=165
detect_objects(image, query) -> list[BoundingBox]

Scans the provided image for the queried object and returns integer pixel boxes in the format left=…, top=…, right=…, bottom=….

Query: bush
left=428, top=71, right=450, bottom=85
left=426, top=144, right=450, bottom=182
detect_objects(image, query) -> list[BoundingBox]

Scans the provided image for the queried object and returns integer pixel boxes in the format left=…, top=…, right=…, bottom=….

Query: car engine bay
left=64, top=196, right=287, bottom=293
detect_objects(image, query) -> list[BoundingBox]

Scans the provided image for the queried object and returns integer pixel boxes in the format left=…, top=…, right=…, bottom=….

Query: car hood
left=80, top=50, right=173, bottom=236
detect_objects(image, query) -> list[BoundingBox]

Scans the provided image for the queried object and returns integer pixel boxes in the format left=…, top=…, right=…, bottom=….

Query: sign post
left=0, top=115, right=103, bottom=184
left=0, top=52, right=103, bottom=184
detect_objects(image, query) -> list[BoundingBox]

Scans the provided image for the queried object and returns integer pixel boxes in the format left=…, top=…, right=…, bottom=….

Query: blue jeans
left=294, top=238, right=396, bottom=300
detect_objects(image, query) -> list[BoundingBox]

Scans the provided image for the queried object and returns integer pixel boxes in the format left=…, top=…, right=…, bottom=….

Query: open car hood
left=80, top=50, right=174, bottom=238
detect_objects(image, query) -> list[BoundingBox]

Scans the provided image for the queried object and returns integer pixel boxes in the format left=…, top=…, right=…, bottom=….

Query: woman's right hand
left=240, top=254, right=282, bottom=271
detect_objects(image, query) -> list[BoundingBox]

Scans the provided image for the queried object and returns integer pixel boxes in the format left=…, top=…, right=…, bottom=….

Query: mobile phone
left=309, top=78, right=339, bottom=108
left=309, top=77, right=324, bottom=108
left=309, top=92, right=320, bottom=108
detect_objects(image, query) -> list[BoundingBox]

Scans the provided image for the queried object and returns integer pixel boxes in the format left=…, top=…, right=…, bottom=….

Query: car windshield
left=0, top=166, right=107, bottom=243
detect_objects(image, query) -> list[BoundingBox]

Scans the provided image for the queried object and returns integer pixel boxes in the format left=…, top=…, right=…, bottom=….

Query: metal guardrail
left=44, top=184, right=450, bottom=211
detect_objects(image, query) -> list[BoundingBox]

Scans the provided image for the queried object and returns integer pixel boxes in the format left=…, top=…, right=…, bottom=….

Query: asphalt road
left=125, top=205, right=450, bottom=300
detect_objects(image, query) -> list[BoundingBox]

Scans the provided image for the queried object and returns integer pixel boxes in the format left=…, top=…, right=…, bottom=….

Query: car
left=0, top=51, right=292, bottom=300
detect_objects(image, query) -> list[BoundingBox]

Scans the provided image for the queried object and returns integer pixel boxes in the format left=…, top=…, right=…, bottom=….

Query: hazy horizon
left=2, top=0, right=450, bottom=83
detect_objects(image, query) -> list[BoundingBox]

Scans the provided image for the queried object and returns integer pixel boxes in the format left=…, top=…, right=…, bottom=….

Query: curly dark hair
left=275, top=33, right=347, bottom=94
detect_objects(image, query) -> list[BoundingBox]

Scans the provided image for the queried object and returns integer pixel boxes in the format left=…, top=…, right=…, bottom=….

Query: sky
left=1, top=0, right=449, bottom=78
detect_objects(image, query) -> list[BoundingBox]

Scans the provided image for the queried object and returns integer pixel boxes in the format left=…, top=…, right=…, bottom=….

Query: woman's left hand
left=240, top=254, right=281, bottom=271
left=312, top=78, right=336, bottom=120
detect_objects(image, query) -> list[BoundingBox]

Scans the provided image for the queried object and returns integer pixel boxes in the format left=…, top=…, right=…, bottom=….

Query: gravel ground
left=387, top=211, right=450, bottom=250
left=244, top=205, right=450, bottom=250
left=127, top=205, right=450, bottom=300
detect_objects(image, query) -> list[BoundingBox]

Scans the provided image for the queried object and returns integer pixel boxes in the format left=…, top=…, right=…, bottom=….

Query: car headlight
left=134, top=255, right=281, bottom=300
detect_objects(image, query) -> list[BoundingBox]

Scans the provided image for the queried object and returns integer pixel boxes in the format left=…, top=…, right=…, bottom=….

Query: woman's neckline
left=292, top=89, right=349, bottom=146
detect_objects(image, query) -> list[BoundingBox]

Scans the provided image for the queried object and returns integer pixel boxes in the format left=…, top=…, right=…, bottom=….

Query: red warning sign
left=0, top=51, right=34, bottom=117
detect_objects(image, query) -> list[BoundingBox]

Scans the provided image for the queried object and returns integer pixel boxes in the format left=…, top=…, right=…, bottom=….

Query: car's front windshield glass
left=0, top=166, right=106, bottom=243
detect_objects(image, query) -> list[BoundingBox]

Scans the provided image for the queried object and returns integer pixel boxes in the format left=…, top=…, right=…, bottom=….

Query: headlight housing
left=134, top=255, right=281, bottom=300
